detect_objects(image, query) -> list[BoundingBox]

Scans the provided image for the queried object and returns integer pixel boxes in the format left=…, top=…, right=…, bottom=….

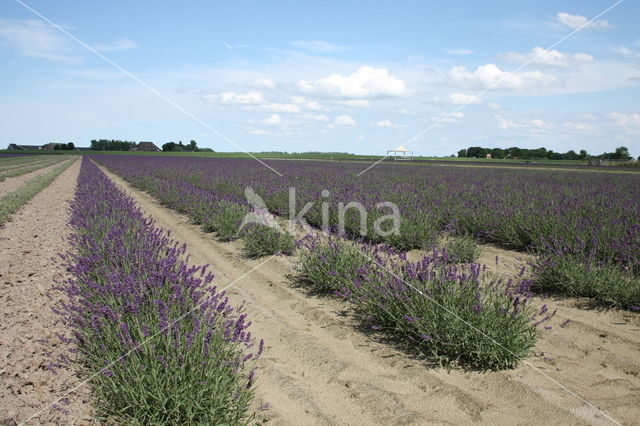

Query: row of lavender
left=54, top=158, right=262, bottom=423
left=93, top=155, right=640, bottom=307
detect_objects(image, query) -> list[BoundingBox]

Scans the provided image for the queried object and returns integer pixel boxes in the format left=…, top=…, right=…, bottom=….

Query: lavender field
left=93, top=155, right=640, bottom=308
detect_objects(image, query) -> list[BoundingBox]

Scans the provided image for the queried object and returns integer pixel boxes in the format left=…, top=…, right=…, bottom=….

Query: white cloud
left=300, top=66, right=410, bottom=99
left=300, top=113, right=329, bottom=121
left=358, top=135, right=365, bottom=141
left=487, top=102, right=501, bottom=110
left=305, top=101, right=324, bottom=110
left=257, top=103, right=300, bottom=113
left=374, top=119, right=408, bottom=128
left=248, top=78, right=275, bottom=89
left=449, top=92, right=483, bottom=104
left=93, top=38, right=139, bottom=52
left=614, top=47, right=640, bottom=60
left=290, top=96, right=325, bottom=111
left=334, top=115, right=356, bottom=126
left=332, top=99, right=371, bottom=108
left=502, top=47, right=593, bottom=67
left=562, top=121, right=594, bottom=133
left=248, top=129, right=270, bottom=135
left=434, top=111, right=465, bottom=124
left=216, top=91, right=264, bottom=104
left=496, top=115, right=547, bottom=130
left=444, top=48, right=473, bottom=55
left=290, top=40, right=348, bottom=53
left=262, top=114, right=282, bottom=125
left=556, top=12, right=612, bottom=30
left=449, top=64, right=559, bottom=91
left=0, top=18, right=79, bottom=63
left=610, top=112, right=640, bottom=135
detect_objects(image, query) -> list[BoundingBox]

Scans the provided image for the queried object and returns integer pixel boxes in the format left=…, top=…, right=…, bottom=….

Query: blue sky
left=1, top=0, right=639, bottom=156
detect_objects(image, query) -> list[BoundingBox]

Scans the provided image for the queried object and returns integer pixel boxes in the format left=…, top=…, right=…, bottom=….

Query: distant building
left=131, top=141, right=161, bottom=152
left=7, top=143, right=43, bottom=150
left=42, top=143, right=62, bottom=150
left=486, top=154, right=492, bottom=159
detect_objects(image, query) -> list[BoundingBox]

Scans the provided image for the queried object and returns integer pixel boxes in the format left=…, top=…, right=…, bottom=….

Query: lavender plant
left=440, top=234, right=481, bottom=264
left=296, top=234, right=373, bottom=293
left=54, top=159, right=263, bottom=424
left=298, top=236, right=545, bottom=370
left=203, top=200, right=249, bottom=241
left=241, top=223, right=295, bottom=258
left=532, top=247, right=640, bottom=308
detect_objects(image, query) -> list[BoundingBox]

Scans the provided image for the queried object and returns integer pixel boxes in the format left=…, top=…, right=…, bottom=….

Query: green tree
left=162, top=142, right=177, bottom=152
left=613, top=146, right=630, bottom=160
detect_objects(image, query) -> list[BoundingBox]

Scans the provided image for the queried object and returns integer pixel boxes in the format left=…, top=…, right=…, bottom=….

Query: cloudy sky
left=1, top=0, right=639, bottom=156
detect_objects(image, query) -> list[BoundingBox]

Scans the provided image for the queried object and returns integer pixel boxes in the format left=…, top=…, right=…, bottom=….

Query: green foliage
left=441, top=234, right=481, bottom=263
left=241, top=224, right=295, bottom=258
left=532, top=255, right=640, bottom=309
left=90, top=139, right=137, bottom=151
left=204, top=201, right=249, bottom=241
left=296, top=237, right=370, bottom=293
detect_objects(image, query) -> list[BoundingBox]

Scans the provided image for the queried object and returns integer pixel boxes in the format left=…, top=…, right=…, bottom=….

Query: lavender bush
left=241, top=223, right=295, bottom=258
left=54, top=159, right=263, bottom=424
left=298, top=235, right=546, bottom=370
left=532, top=247, right=640, bottom=308
left=440, top=234, right=481, bottom=264
left=202, top=200, right=249, bottom=241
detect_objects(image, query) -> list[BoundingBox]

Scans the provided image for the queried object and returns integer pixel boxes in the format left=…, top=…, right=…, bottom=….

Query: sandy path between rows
left=0, top=157, right=73, bottom=197
left=0, top=157, right=93, bottom=425
left=97, top=163, right=640, bottom=425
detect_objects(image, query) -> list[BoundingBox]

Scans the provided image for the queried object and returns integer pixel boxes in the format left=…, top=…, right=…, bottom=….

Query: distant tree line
left=457, top=146, right=633, bottom=161
left=90, top=139, right=137, bottom=151
left=161, top=140, right=214, bottom=152
left=53, top=142, right=75, bottom=150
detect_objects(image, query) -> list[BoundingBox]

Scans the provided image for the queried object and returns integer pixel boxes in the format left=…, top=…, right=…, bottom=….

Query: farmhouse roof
left=133, top=141, right=161, bottom=152
left=390, top=145, right=411, bottom=152
left=7, top=143, right=42, bottom=150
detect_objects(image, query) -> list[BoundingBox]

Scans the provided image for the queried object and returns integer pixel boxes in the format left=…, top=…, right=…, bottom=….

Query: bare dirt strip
left=95, top=163, right=640, bottom=425
left=0, top=157, right=93, bottom=425
left=0, top=157, right=73, bottom=198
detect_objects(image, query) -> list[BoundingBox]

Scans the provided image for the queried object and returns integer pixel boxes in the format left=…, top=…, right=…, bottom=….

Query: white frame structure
left=387, top=145, right=414, bottom=161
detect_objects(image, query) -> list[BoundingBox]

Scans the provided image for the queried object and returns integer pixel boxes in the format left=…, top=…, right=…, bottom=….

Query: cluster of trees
left=597, top=146, right=634, bottom=160
left=457, top=146, right=634, bottom=161
left=53, top=142, right=75, bottom=150
left=90, top=139, right=137, bottom=151
left=162, top=140, right=200, bottom=152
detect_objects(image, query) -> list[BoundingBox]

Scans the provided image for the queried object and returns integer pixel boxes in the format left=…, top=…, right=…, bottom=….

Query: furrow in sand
left=97, top=162, right=640, bottom=425
left=0, top=157, right=93, bottom=425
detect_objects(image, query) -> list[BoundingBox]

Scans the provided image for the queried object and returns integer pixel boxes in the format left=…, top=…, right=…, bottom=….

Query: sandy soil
left=0, top=157, right=93, bottom=425
left=0, top=157, right=72, bottom=197
left=96, top=163, right=640, bottom=425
